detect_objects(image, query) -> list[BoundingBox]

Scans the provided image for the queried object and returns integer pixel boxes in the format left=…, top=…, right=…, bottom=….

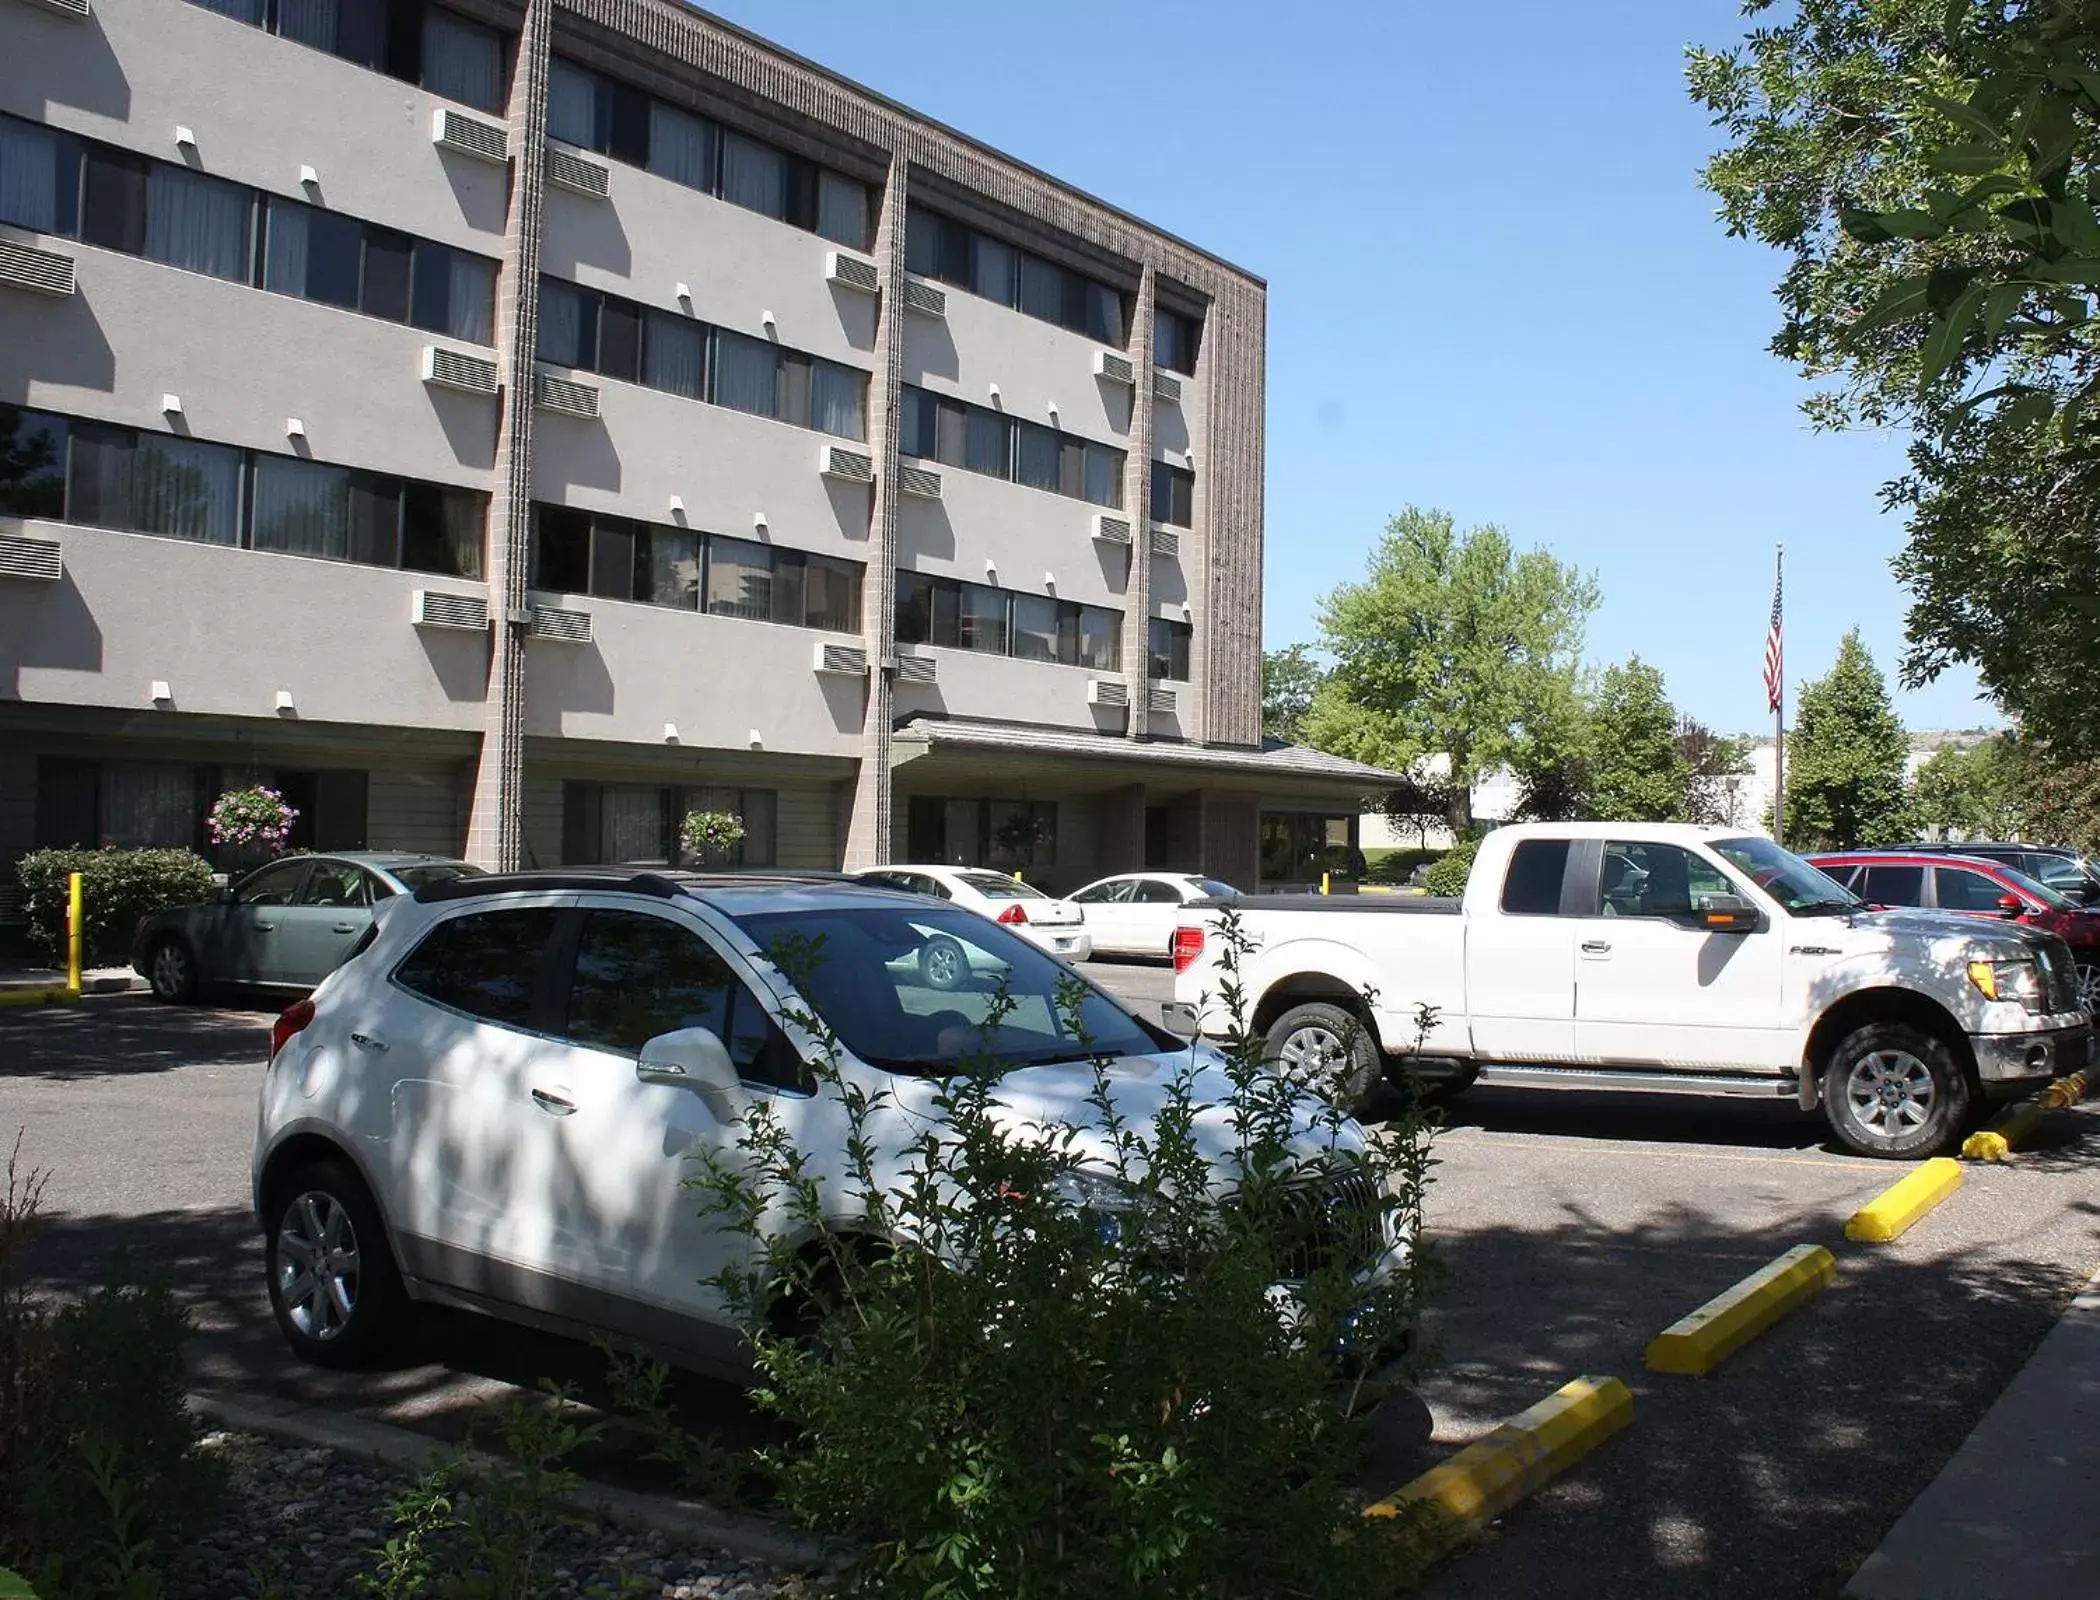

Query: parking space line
left=1645, top=1243, right=1837, bottom=1376
left=1845, top=1158, right=1963, bottom=1243
left=1434, top=1131, right=1893, bottom=1173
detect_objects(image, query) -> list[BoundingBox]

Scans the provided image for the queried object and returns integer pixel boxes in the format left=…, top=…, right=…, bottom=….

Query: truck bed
left=1195, top=894, right=1462, bottom=915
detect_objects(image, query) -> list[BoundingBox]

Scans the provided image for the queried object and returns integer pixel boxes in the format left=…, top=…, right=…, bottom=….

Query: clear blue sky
left=708, top=0, right=1999, bottom=738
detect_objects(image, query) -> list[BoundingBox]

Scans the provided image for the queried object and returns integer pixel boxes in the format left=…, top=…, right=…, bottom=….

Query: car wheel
left=1267, top=1000, right=1383, bottom=1111
left=264, top=1160, right=405, bottom=1368
left=919, top=935, right=969, bottom=992
left=1821, top=1022, right=1972, bottom=1160
left=2078, top=960, right=2100, bottom=1016
left=147, top=936, right=198, bottom=1004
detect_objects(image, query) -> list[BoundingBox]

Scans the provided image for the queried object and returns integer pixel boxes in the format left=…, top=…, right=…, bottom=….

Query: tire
left=919, top=935, right=969, bottom=992
left=1266, top=1000, right=1383, bottom=1111
left=2078, top=960, right=2100, bottom=1017
left=263, top=1160, right=406, bottom=1368
left=147, top=935, right=198, bottom=1004
left=1820, top=1022, right=1973, bottom=1160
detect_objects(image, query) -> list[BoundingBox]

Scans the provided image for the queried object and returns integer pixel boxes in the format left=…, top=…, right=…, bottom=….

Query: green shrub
left=1363, top=848, right=1440, bottom=886
left=14, top=851, right=216, bottom=968
left=1421, top=840, right=1478, bottom=898
left=694, top=921, right=1443, bottom=1599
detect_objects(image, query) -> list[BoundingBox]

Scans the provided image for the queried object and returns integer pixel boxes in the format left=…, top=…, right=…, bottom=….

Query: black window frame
left=179, top=0, right=514, bottom=115
left=905, top=204, right=1129, bottom=345
left=1154, top=305, right=1203, bottom=376
left=1499, top=839, right=1573, bottom=917
left=897, top=383, right=1122, bottom=508
left=1151, top=462, right=1195, bottom=528
left=895, top=567, right=1120, bottom=670
left=391, top=905, right=568, bottom=1031
left=1147, top=617, right=1192, bottom=682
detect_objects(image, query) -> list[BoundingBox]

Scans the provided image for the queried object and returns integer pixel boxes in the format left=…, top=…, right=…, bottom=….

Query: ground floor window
left=905, top=795, right=1058, bottom=871
left=1259, top=810, right=1357, bottom=886
left=562, top=781, right=778, bottom=868
left=33, top=757, right=367, bottom=858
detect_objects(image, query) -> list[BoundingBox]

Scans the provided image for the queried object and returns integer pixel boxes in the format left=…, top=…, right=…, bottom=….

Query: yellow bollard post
left=67, top=870, right=83, bottom=996
left=1321, top=871, right=1330, bottom=895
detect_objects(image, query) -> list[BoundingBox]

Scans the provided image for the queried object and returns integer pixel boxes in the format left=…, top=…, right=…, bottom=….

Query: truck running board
left=1472, top=1063, right=1800, bottom=1099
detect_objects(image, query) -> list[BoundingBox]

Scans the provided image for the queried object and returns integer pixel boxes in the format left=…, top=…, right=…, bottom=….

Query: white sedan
left=854, top=865, right=1092, bottom=975
left=1067, top=872, right=1241, bottom=959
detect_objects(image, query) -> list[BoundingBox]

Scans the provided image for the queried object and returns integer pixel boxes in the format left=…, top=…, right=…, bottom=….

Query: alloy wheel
left=1844, top=1049, right=1937, bottom=1142
left=2078, top=962, right=2100, bottom=1015
left=275, top=1190, right=361, bottom=1342
left=1276, top=1024, right=1345, bottom=1076
left=152, top=941, right=189, bottom=997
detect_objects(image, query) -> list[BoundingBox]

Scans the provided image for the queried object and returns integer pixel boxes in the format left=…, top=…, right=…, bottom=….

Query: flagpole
left=1773, top=544, right=1786, bottom=850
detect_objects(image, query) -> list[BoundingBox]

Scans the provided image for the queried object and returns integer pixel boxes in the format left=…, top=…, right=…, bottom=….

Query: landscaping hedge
left=14, top=849, right=216, bottom=968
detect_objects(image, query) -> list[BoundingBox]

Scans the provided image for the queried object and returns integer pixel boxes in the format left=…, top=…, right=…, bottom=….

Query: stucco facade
left=1, top=0, right=1388, bottom=910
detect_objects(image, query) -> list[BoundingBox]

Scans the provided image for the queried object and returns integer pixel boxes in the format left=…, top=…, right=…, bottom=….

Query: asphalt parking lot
left=5, top=976, right=2098, bottom=1596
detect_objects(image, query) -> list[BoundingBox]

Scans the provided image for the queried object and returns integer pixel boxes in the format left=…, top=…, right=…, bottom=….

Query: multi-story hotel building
left=0, top=0, right=1393, bottom=907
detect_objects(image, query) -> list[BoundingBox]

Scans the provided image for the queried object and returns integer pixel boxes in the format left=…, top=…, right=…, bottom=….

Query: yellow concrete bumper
left=1645, top=1244, right=1836, bottom=1376
left=1962, top=1070, right=2087, bottom=1161
left=1844, top=1157, right=1963, bottom=1244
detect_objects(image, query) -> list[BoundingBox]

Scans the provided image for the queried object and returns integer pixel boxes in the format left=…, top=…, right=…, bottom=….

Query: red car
left=1810, top=850, right=2100, bottom=1014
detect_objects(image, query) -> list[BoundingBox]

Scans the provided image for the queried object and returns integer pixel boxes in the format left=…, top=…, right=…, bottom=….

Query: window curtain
left=971, top=236, right=1016, bottom=304
left=803, top=556, right=859, bottom=633
left=642, top=311, right=704, bottom=398
left=964, top=407, right=1007, bottom=476
left=146, top=165, right=251, bottom=282
left=547, top=60, right=599, bottom=149
left=711, top=331, right=780, bottom=419
left=960, top=585, right=1008, bottom=655
left=447, top=252, right=495, bottom=344
left=1085, top=444, right=1122, bottom=508
left=1017, top=254, right=1064, bottom=321
left=1011, top=594, right=1058, bottom=662
left=421, top=8, right=503, bottom=113
left=252, top=455, right=351, bottom=559
left=1079, top=607, right=1119, bottom=671
left=815, top=171, right=867, bottom=248
left=809, top=362, right=866, bottom=441
left=705, top=535, right=772, bottom=620
left=635, top=525, right=699, bottom=609
left=403, top=487, right=483, bottom=579
left=0, top=117, right=64, bottom=232
left=537, top=280, right=586, bottom=368
left=135, top=436, right=242, bottom=544
left=601, top=785, right=668, bottom=865
left=276, top=0, right=340, bottom=53
left=100, top=763, right=195, bottom=849
left=1014, top=422, right=1060, bottom=492
left=648, top=102, right=716, bottom=191
left=263, top=199, right=309, bottom=296
left=719, top=131, right=785, bottom=218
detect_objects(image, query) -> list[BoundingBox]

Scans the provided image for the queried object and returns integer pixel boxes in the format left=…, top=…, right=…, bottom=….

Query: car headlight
left=1968, top=957, right=2045, bottom=1014
left=1052, top=1167, right=1159, bottom=1246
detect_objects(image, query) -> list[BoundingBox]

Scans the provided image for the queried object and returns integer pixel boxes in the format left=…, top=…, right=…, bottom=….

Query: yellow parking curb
left=1645, top=1244, right=1836, bottom=1376
left=1962, top=1070, right=2089, bottom=1161
left=2037, top=1069, right=2088, bottom=1109
left=1363, top=1374, right=1632, bottom=1535
left=0, top=987, right=80, bottom=1008
left=1844, top=1157, right=1962, bottom=1244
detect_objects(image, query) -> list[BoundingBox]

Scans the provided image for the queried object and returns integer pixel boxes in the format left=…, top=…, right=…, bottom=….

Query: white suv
left=252, top=871, right=1407, bottom=1375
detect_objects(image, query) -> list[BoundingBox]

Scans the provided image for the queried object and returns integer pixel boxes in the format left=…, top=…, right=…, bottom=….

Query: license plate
left=1053, top=937, right=1076, bottom=951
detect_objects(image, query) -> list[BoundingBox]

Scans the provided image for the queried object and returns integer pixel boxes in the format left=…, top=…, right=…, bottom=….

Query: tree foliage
left=1261, top=645, right=1325, bottom=745
left=1910, top=738, right=2017, bottom=836
left=1689, top=0, right=2100, bottom=752
left=1786, top=630, right=1916, bottom=848
left=1678, top=718, right=1755, bottom=825
left=1305, top=508, right=1598, bottom=832
left=1585, top=657, right=1693, bottom=822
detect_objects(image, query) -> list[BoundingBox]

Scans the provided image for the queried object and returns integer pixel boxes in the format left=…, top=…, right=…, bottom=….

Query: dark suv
left=1899, top=842, right=2100, bottom=905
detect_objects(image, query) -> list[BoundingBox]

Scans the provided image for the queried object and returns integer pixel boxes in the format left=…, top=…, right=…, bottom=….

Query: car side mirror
left=217, top=886, right=237, bottom=905
left=637, top=1026, right=745, bottom=1120
left=1159, top=1000, right=1201, bottom=1039
left=1996, top=893, right=2024, bottom=917
left=1694, top=894, right=1758, bottom=934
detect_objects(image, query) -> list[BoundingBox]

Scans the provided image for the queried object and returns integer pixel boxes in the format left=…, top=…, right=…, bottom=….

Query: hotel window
left=898, top=386, right=1122, bottom=507
left=896, top=571, right=1119, bottom=670
left=905, top=207, right=1128, bottom=345
left=1154, top=306, right=1202, bottom=376
left=1151, top=463, right=1195, bottom=528
left=710, top=329, right=868, bottom=440
left=187, top=0, right=511, bottom=114
left=562, top=782, right=778, bottom=867
left=268, top=198, right=495, bottom=343
left=1148, top=617, right=1193, bottom=682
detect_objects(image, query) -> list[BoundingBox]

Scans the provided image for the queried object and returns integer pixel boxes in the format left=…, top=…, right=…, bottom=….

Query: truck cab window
left=1500, top=839, right=1570, bottom=915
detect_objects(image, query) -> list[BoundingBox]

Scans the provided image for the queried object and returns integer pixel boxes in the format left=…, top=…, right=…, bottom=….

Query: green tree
left=1677, top=717, right=1754, bottom=826
left=1911, top=738, right=2017, bottom=837
left=1786, top=630, right=1915, bottom=848
left=1585, top=657, right=1691, bottom=822
left=1688, top=0, right=2100, bottom=754
left=1305, top=508, right=1599, bottom=834
left=1261, top=645, right=1325, bottom=745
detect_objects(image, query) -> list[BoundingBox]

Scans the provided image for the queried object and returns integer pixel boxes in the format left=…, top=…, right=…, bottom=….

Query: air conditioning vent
left=1094, top=349, right=1134, bottom=387
left=1150, top=527, right=1181, bottom=558
left=546, top=144, right=611, bottom=199
left=411, top=589, right=489, bottom=630
left=0, top=532, right=63, bottom=582
left=827, top=251, right=880, bottom=295
left=899, top=465, right=943, bottom=500
left=1149, top=686, right=1177, bottom=715
left=1153, top=371, right=1183, bottom=404
left=814, top=640, right=869, bottom=676
left=18, top=0, right=90, bottom=18
left=0, top=237, right=75, bottom=296
left=535, top=370, right=600, bottom=419
left=1092, top=514, right=1132, bottom=546
left=529, top=604, right=593, bottom=643
left=422, top=344, right=499, bottom=394
left=1086, top=678, right=1129, bottom=709
left=821, top=444, right=873, bottom=483
left=431, top=107, right=507, bottom=165
left=903, top=278, right=946, bottom=318
left=895, top=650, right=938, bottom=686
left=0, top=886, right=25, bottom=928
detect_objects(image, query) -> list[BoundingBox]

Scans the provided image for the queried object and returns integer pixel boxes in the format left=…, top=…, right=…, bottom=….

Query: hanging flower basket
left=680, top=809, right=745, bottom=861
left=993, top=813, right=1049, bottom=856
left=208, top=786, right=299, bottom=850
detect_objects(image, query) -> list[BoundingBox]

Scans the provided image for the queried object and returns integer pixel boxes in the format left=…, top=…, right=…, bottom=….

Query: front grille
left=2039, top=943, right=2079, bottom=1012
left=1273, top=1170, right=1389, bottom=1282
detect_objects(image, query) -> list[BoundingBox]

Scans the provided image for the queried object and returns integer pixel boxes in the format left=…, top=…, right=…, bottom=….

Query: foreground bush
left=698, top=918, right=1443, bottom=1599
left=1421, top=839, right=1478, bottom=898
left=14, top=850, right=216, bottom=968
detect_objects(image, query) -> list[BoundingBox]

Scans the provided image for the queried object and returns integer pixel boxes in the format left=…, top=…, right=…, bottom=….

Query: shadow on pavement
left=2, top=994, right=269, bottom=1080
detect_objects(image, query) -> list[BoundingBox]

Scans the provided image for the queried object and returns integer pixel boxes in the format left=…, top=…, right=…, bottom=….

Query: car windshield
left=393, top=863, right=483, bottom=889
left=956, top=872, right=1046, bottom=900
left=1711, top=836, right=1864, bottom=914
left=1995, top=864, right=2076, bottom=909
left=1195, top=879, right=1238, bottom=899
left=731, top=905, right=1171, bottom=1077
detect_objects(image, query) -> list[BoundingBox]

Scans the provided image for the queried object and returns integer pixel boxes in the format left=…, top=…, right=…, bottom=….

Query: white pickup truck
left=1171, top=822, right=2093, bottom=1158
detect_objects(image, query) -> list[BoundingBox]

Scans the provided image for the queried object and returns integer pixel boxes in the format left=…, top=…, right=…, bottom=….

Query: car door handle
left=349, top=1032, right=388, bottom=1052
left=253, top=921, right=276, bottom=932
left=1580, top=940, right=1612, bottom=955
left=531, top=1087, right=578, bottom=1116
left=330, top=923, right=358, bottom=934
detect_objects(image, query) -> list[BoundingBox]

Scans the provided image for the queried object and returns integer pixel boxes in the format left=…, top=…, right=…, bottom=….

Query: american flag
left=1763, top=556, right=1785, bottom=715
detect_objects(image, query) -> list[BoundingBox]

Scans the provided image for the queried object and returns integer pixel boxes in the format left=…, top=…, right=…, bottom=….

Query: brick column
left=842, top=153, right=908, bottom=871
left=1121, top=265, right=1157, bottom=739
left=463, top=0, right=551, bottom=871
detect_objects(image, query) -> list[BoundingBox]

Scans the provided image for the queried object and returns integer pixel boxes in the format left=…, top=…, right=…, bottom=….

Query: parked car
left=134, top=852, right=483, bottom=1003
left=1171, top=822, right=2092, bottom=1159
left=850, top=865, right=1092, bottom=966
left=250, top=869, right=1409, bottom=1375
left=1810, top=850, right=2100, bottom=1014
left=1896, top=841, right=2100, bottom=905
left=1067, top=872, right=1241, bottom=959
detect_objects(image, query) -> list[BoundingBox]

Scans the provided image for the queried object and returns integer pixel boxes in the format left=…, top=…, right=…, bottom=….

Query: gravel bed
left=163, top=1431, right=814, bottom=1599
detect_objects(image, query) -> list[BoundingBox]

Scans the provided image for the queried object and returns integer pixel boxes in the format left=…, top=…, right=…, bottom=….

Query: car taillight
left=1172, top=926, right=1205, bottom=973
left=270, top=997, right=315, bottom=1063
left=997, top=902, right=1029, bottom=926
